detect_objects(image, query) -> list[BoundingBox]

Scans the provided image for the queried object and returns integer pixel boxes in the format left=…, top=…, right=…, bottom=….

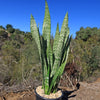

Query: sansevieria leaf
left=53, top=23, right=60, bottom=55
left=49, top=44, right=70, bottom=93
left=42, top=0, right=51, bottom=48
left=64, top=27, right=70, bottom=47
left=30, top=15, right=41, bottom=59
left=62, top=35, right=72, bottom=63
left=49, top=61, right=66, bottom=94
left=48, top=44, right=53, bottom=70
left=44, top=64, right=50, bottom=94
left=51, top=13, right=68, bottom=77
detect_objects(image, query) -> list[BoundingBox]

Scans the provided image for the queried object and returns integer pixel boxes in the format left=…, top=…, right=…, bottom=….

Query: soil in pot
left=35, top=86, right=63, bottom=100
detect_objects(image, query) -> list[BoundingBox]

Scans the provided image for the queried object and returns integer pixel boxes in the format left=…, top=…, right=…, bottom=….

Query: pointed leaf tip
left=31, top=14, right=34, bottom=19
left=45, top=0, right=49, bottom=9
left=45, top=0, right=47, bottom=4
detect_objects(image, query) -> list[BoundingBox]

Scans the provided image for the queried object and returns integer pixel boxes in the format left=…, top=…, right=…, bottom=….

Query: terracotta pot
left=35, top=88, right=63, bottom=100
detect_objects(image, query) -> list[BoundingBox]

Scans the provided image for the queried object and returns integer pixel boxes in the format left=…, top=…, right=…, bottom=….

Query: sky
left=0, top=0, right=100, bottom=38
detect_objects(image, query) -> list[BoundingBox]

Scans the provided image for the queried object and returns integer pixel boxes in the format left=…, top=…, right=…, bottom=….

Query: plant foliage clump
left=30, top=0, right=71, bottom=94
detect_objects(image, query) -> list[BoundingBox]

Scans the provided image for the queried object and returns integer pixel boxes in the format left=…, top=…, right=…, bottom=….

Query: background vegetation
left=0, top=24, right=100, bottom=86
left=69, top=27, right=100, bottom=82
left=0, top=24, right=41, bottom=85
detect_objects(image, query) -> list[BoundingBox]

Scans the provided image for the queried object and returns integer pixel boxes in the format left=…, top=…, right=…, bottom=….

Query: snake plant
left=30, top=0, right=71, bottom=95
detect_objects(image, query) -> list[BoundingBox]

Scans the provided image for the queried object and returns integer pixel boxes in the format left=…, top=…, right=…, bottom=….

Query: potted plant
left=30, top=0, right=71, bottom=100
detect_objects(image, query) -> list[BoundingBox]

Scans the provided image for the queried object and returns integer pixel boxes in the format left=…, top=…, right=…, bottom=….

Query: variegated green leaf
left=48, top=61, right=66, bottom=94
left=64, top=27, right=69, bottom=46
left=30, top=15, right=41, bottom=60
left=49, top=39, right=70, bottom=93
left=31, top=16, right=48, bottom=89
left=53, top=23, right=60, bottom=55
left=42, top=0, right=51, bottom=48
left=50, top=13, right=68, bottom=77
left=44, top=64, right=50, bottom=94
left=41, top=36, right=48, bottom=88
left=60, top=12, right=68, bottom=35
left=62, top=35, right=71, bottom=63
left=48, top=44, right=53, bottom=70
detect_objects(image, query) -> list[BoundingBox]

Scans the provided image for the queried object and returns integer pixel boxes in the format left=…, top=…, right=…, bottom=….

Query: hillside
left=0, top=24, right=41, bottom=86
left=0, top=24, right=100, bottom=99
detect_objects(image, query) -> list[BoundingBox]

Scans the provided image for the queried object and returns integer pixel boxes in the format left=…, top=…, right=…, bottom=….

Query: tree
left=76, top=27, right=98, bottom=41
left=14, top=29, right=21, bottom=34
left=7, top=27, right=15, bottom=33
left=6, top=24, right=13, bottom=29
left=6, top=24, right=15, bottom=33
left=0, top=25, right=5, bottom=29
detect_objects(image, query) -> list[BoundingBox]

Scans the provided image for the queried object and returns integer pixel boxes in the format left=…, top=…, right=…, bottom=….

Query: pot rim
left=35, top=87, right=63, bottom=100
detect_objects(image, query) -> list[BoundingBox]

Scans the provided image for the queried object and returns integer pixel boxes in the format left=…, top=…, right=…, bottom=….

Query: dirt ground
left=66, top=78, right=100, bottom=100
left=0, top=78, right=100, bottom=100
